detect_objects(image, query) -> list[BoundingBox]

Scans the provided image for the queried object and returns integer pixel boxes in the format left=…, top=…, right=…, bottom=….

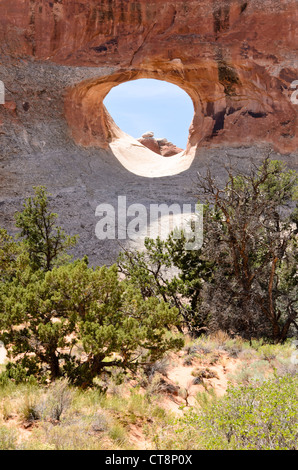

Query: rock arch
left=0, top=0, right=297, bottom=264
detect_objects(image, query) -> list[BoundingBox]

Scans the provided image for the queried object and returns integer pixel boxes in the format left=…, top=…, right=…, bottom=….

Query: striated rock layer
left=0, top=0, right=297, bottom=154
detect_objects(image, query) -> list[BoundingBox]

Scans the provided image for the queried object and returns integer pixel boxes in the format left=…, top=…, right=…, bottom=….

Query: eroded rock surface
left=0, top=1, right=297, bottom=264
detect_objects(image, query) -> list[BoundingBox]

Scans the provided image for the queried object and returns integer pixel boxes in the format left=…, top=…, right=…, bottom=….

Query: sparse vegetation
left=0, top=159, right=297, bottom=450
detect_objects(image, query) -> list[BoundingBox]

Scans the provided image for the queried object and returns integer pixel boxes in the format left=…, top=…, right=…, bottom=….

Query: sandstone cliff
left=0, top=0, right=297, bottom=153
left=0, top=1, right=297, bottom=264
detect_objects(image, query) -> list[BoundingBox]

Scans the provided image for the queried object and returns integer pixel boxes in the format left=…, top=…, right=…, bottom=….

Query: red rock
left=138, top=137, right=161, bottom=155
left=0, top=0, right=297, bottom=153
left=158, top=140, right=184, bottom=157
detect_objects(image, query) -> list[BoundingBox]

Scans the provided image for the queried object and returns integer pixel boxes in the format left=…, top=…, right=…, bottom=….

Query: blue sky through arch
left=104, top=79, right=194, bottom=149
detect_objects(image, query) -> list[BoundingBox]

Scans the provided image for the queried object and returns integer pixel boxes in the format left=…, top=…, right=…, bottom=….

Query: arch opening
left=103, top=79, right=194, bottom=156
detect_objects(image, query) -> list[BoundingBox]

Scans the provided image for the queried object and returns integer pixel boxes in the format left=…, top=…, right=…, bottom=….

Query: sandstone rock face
left=0, top=0, right=297, bottom=153
left=138, top=133, right=161, bottom=155
left=141, top=132, right=155, bottom=139
left=158, top=140, right=184, bottom=157
left=0, top=1, right=297, bottom=265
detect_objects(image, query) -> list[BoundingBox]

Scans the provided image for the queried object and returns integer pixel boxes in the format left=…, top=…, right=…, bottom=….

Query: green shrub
left=108, top=423, right=128, bottom=446
left=0, top=362, right=38, bottom=386
left=19, top=393, right=41, bottom=423
left=179, top=374, right=298, bottom=450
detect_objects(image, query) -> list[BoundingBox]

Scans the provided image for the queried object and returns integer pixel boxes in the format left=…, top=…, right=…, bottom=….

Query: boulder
left=0, top=0, right=296, bottom=153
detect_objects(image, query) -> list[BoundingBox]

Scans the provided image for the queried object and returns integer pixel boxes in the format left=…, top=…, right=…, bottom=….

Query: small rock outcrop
left=0, top=0, right=297, bottom=154
left=138, top=133, right=183, bottom=156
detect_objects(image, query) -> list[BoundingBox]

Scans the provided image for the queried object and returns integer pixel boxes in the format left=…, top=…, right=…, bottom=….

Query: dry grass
left=0, top=334, right=296, bottom=450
